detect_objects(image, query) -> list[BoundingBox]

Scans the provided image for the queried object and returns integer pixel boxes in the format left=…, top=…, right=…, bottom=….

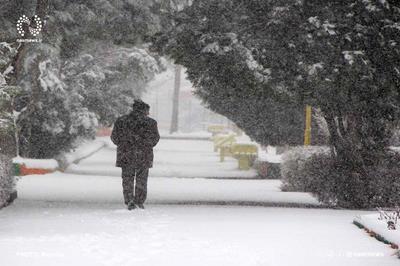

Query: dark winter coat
left=111, top=112, right=160, bottom=168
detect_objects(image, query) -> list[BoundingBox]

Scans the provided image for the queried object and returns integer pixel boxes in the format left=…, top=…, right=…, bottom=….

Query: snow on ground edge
left=353, top=214, right=400, bottom=258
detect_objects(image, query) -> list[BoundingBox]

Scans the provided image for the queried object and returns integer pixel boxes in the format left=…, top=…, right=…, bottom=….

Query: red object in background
left=96, top=127, right=112, bottom=137
left=19, top=164, right=52, bottom=175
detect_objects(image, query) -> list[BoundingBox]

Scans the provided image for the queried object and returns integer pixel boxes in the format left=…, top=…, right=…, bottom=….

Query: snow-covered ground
left=1, top=138, right=398, bottom=265
left=160, top=130, right=212, bottom=140
left=16, top=172, right=319, bottom=206
left=355, top=213, right=400, bottom=248
left=0, top=202, right=398, bottom=266
left=65, top=138, right=258, bottom=179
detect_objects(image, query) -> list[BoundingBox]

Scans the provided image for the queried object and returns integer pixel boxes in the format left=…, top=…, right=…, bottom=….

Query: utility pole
left=170, top=65, right=181, bottom=134
left=304, top=105, right=312, bottom=146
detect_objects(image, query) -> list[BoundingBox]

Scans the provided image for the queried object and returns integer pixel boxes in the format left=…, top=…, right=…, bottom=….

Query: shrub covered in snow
left=0, top=154, right=15, bottom=208
left=280, top=146, right=329, bottom=192
left=282, top=147, right=400, bottom=208
left=308, top=151, right=400, bottom=208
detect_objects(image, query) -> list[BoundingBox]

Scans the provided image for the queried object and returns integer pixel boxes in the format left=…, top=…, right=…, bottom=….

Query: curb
left=13, top=163, right=56, bottom=176
left=13, top=139, right=108, bottom=176
left=353, top=219, right=400, bottom=258
left=146, top=200, right=325, bottom=209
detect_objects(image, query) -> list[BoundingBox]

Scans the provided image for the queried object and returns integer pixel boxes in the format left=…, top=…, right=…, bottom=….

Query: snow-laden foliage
left=63, top=43, right=160, bottom=126
left=155, top=0, right=400, bottom=208
left=15, top=43, right=89, bottom=158
left=280, top=146, right=329, bottom=192
left=0, top=41, right=20, bottom=156
left=0, top=154, right=14, bottom=208
left=305, top=151, right=400, bottom=208
left=152, top=0, right=329, bottom=145
left=0, top=39, right=18, bottom=206
left=0, top=0, right=172, bottom=158
left=282, top=146, right=400, bottom=208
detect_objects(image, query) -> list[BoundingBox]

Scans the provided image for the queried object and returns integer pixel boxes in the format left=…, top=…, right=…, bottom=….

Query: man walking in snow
left=111, top=100, right=160, bottom=210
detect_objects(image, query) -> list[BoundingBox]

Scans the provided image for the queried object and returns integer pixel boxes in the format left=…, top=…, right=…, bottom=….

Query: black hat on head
left=132, top=99, right=150, bottom=113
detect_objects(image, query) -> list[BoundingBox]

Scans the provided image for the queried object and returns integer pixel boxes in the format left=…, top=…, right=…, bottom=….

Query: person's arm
left=148, top=120, right=160, bottom=147
left=140, top=120, right=160, bottom=148
left=110, top=119, right=121, bottom=146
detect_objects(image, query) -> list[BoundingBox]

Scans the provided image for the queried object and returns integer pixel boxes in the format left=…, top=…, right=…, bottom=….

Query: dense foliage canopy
left=0, top=0, right=187, bottom=157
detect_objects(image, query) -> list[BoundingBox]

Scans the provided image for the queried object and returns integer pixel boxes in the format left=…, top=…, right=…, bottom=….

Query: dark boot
left=127, top=201, right=136, bottom=210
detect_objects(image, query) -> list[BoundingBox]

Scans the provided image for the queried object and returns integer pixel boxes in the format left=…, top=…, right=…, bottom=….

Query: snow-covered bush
left=303, top=151, right=400, bottom=209
left=0, top=154, right=15, bottom=208
left=280, top=146, right=329, bottom=192
left=283, top=148, right=400, bottom=208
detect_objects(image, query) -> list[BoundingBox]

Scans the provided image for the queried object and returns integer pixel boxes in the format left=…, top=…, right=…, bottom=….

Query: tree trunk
left=170, top=65, right=181, bottom=134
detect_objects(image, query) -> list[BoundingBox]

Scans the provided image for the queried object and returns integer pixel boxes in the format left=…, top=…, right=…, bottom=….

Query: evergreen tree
left=154, top=0, right=400, bottom=207
left=152, top=0, right=324, bottom=146
left=0, top=0, right=168, bottom=158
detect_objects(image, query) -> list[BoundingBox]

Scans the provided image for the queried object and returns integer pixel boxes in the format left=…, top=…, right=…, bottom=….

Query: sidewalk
left=65, top=138, right=258, bottom=179
left=16, top=137, right=320, bottom=207
left=13, top=137, right=320, bottom=207
left=16, top=172, right=320, bottom=207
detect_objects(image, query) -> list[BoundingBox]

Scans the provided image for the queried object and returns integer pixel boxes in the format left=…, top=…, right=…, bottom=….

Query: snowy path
left=51, top=138, right=317, bottom=206
left=65, top=138, right=258, bottom=179
left=0, top=202, right=398, bottom=266
left=2, top=138, right=398, bottom=265
left=16, top=172, right=319, bottom=207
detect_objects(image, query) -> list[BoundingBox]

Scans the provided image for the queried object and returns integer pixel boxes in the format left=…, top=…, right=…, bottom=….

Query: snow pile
left=13, top=157, right=59, bottom=170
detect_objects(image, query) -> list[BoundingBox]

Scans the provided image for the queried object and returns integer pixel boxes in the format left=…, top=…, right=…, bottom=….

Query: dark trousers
left=121, top=166, right=149, bottom=205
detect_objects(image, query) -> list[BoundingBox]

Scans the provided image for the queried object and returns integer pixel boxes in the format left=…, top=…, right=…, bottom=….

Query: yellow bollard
left=304, top=105, right=312, bottom=146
